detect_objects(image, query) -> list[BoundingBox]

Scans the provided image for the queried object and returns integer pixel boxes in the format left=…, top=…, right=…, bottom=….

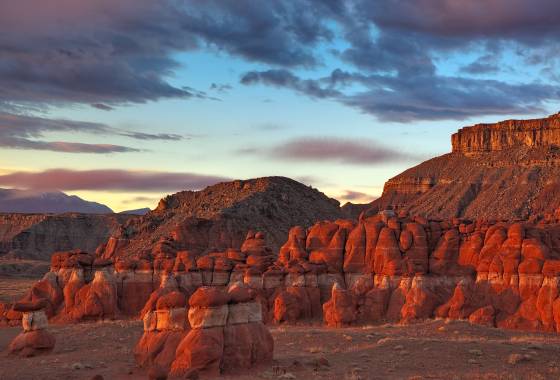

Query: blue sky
left=0, top=1, right=559, bottom=211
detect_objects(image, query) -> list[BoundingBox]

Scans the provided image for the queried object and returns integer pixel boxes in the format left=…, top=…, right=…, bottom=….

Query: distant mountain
left=119, top=207, right=151, bottom=215
left=0, top=189, right=113, bottom=214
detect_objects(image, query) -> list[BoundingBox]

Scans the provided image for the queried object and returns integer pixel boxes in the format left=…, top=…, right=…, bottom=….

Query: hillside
left=367, top=113, right=560, bottom=220
left=0, top=213, right=134, bottom=260
left=99, top=176, right=342, bottom=258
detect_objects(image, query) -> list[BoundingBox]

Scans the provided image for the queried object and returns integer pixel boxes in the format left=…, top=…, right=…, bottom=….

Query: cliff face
left=451, top=112, right=560, bottom=153
left=0, top=213, right=133, bottom=260
left=99, top=176, right=343, bottom=259
left=368, top=113, right=560, bottom=220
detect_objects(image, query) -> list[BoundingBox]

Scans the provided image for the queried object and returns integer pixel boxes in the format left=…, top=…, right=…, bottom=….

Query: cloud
left=2, top=0, right=560, bottom=123
left=361, top=0, right=560, bottom=41
left=240, top=136, right=418, bottom=165
left=0, top=112, right=184, bottom=153
left=241, top=70, right=341, bottom=99
left=0, top=169, right=230, bottom=192
left=91, top=103, right=114, bottom=111
left=242, top=69, right=559, bottom=122
left=460, top=55, right=500, bottom=74
left=0, top=0, right=339, bottom=110
left=255, top=123, right=287, bottom=131
left=210, top=83, right=233, bottom=92
left=2, top=139, right=138, bottom=154
left=122, top=195, right=160, bottom=205
left=339, top=190, right=374, bottom=203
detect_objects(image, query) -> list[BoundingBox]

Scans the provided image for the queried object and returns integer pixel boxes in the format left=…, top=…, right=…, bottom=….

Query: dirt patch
left=0, top=259, right=49, bottom=278
left=1, top=319, right=560, bottom=379
left=0, top=275, right=42, bottom=303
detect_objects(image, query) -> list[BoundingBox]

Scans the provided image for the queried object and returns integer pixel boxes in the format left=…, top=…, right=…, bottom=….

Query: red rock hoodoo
left=9, top=212, right=560, bottom=338
left=8, top=301, right=55, bottom=357
left=134, top=283, right=273, bottom=376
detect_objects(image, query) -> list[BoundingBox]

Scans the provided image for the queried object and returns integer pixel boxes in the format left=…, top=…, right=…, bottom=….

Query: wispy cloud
left=0, top=169, right=230, bottom=192
left=239, top=136, right=420, bottom=165
left=339, top=190, right=375, bottom=203
left=0, top=112, right=183, bottom=153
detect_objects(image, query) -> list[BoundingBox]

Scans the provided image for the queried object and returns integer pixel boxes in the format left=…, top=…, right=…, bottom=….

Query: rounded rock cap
left=189, top=286, right=231, bottom=308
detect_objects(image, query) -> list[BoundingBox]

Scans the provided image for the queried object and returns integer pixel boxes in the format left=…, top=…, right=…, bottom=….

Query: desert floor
left=0, top=274, right=42, bottom=303
left=1, top=317, right=560, bottom=380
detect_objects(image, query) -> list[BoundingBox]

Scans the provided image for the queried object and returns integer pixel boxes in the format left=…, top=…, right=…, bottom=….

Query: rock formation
left=134, top=283, right=273, bottom=377
left=355, top=113, right=560, bottom=220
left=8, top=300, right=55, bottom=357
left=452, top=112, right=560, bottom=153
left=97, top=176, right=342, bottom=259
left=11, top=210, right=560, bottom=338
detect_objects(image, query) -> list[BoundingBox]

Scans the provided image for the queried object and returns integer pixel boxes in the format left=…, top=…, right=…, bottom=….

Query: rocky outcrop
left=452, top=113, right=560, bottom=153
left=13, top=210, right=560, bottom=339
left=8, top=301, right=55, bottom=357
left=97, top=177, right=342, bottom=259
left=0, top=213, right=132, bottom=260
left=134, top=284, right=273, bottom=377
left=366, top=113, right=560, bottom=220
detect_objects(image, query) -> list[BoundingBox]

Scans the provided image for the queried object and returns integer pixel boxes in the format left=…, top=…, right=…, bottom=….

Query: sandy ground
left=0, top=259, right=49, bottom=279
left=0, top=275, right=42, bottom=303
left=1, top=318, right=560, bottom=380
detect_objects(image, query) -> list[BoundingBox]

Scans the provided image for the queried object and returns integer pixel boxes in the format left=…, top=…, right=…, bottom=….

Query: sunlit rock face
left=9, top=211, right=560, bottom=343
left=347, top=113, right=560, bottom=220
left=134, top=284, right=273, bottom=377
left=451, top=113, right=560, bottom=153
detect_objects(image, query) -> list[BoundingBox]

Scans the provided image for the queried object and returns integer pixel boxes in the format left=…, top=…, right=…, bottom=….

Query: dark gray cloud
left=241, top=70, right=341, bottom=99
left=0, top=168, right=229, bottom=192
left=361, top=0, right=560, bottom=40
left=242, top=69, right=559, bottom=122
left=91, top=103, right=114, bottom=111
left=2, top=0, right=560, bottom=124
left=461, top=57, right=500, bottom=75
left=210, top=83, right=233, bottom=93
left=241, top=136, right=418, bottom=165
left=240, top=2, right=560, bottom=122
left=0, top=112, right=183, bottom=153
left=0, top=0, right=337, bottom=110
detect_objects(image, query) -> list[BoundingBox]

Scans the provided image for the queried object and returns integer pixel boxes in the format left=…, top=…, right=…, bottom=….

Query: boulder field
left=6, top=211, right=560, bottom=371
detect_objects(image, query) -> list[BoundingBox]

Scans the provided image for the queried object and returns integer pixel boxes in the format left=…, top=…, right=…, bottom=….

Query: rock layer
left=10, top=213, right=560, bottom=338
left=0, top=213, right=132, bottom=260
left=365, top=113, right=560, bottom=220
left=452, top=112, right=560, bottom=153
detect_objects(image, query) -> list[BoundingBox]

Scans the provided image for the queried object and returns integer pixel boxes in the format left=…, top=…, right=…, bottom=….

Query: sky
left=1, top=0, right=560, bottom=212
